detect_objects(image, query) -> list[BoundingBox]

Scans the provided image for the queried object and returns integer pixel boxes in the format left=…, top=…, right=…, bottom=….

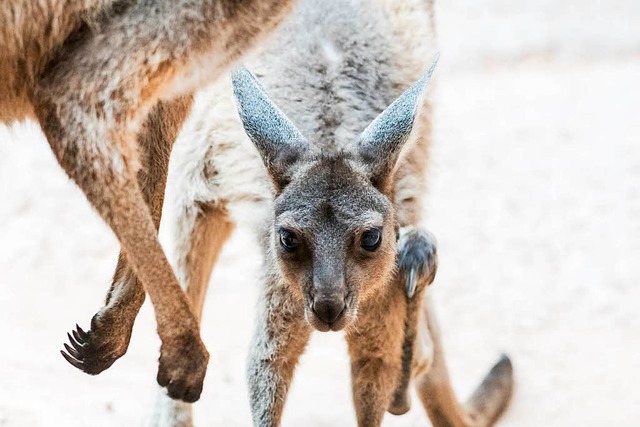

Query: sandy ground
left=1, top=0, right=639, bottom=425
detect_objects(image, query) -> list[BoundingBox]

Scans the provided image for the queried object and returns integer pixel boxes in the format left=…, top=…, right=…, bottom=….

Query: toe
left=166, top=379, right=187, bottom=401
left=183, top=383, right=204, bottom=403
left=60, top=350, right=84, bottom=370
left=157, top=367, right=171, bottom=387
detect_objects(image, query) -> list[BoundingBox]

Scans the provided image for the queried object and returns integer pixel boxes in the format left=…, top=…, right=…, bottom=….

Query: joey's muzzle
left=312, top=295, right=345, bottom=325
left=306, top=245, right=354, bottom=331
left=307, top=268, right=349, bottom=331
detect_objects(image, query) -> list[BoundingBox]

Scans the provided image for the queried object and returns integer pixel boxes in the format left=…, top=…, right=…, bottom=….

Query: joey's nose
left=312, top=297, right=345, bottom=324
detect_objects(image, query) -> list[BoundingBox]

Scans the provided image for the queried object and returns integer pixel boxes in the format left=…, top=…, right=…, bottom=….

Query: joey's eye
left=360, top=228, right=382, bottom=251
left=279, top=229, right=299, bottom=252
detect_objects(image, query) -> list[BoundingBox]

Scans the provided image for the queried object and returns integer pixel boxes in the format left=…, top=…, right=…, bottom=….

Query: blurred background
left=1, top=0, right=639, bottom=425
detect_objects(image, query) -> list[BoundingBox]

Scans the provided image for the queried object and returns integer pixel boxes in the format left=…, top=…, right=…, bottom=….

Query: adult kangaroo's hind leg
left=62, top=95, right=193, bottom=376
left=414, top=295, right=514, bottom=427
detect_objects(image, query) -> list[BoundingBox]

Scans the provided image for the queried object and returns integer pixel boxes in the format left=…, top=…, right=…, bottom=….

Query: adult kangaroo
left=1, top=0, right=297, bottom=402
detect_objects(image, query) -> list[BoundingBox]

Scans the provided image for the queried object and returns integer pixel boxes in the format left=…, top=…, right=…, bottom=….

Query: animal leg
left=35, top=91, right=208, bottom=402
left=151, top=200, right=235, bottom=427
left=345, top=287, right=407, bottom=427
left=35, top=0, right=298, bottom=403
left=248, top=286, right=312, bottom=427
left=414, top=294, right=514, bottom=427
left=62, top=95, right=194, bottom=376
left=388, top=226, right=438, bottom=415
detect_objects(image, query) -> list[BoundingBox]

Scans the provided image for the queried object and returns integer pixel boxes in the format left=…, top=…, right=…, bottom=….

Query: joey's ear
left=231, top=66, right=309, bottom=190
left=355, top=55, right=439, bottom=190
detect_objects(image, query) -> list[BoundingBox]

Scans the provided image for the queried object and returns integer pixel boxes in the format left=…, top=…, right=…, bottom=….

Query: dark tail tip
left=493, top=353, right=514, bottom=380
left=465, top=353, right=515, bottom=426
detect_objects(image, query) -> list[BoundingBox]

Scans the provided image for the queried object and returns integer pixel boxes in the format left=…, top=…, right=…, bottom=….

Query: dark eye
left=279, top=228, right=299, bottom=252
left=360, top=228, right=382, bottom=251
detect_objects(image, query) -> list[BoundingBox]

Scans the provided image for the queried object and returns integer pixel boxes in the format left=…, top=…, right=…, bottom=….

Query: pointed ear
left=231, top=66, right=309, bottom=190
left=355, top=55, right=439, bottom=190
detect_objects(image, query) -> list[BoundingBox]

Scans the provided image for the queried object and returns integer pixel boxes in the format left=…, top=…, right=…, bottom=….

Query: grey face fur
left=232, top=60, right=437, bottom=331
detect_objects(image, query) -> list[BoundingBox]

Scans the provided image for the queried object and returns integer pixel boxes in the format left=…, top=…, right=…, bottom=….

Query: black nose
left=312, top=297, right=345, bottom=324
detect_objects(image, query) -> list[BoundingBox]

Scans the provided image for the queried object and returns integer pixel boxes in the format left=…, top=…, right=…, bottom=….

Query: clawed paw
left=156, top=332, right=209, bottom=403
left=397, top=227, right=438, bottom=298
left=61, top=313, right=132, bottom=375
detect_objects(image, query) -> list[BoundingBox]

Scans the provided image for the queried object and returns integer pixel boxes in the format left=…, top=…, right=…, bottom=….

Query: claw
left=67, top=332, right=84, bottom=352
left=58, top=313, right=138, bottom=377
left=406, top=267, right=418, bottom=298
left=72, top=329, right=84, bottom=344
left=61, top=350, right=84, bottom=370
left=75, top=324, right=89, bottom=341
left=63, top=343, right=81, bottom=359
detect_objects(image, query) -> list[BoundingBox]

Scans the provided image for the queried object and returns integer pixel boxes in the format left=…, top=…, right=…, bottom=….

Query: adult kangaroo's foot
left=62, top=300, right=139, bottom=375
left=61, top=257, right=146, bottom=374
left=157, top=330, right=209, bottom=403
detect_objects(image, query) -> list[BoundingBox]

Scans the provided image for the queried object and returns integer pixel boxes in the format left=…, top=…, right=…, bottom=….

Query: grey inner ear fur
left=231, top=66, right=309, bottom=183
left=356, top=54, right=439, bottom=185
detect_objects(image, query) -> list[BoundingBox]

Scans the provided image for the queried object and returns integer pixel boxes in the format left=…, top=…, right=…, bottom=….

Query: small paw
left=396, top=227, right=438, bottom=298
left=157, top=332, right=209, bottom=403
left=60, top=311, right=133, bottom=375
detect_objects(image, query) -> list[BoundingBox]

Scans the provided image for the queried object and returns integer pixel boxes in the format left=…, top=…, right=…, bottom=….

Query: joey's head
left=232, top=59, right=437, bottom=332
